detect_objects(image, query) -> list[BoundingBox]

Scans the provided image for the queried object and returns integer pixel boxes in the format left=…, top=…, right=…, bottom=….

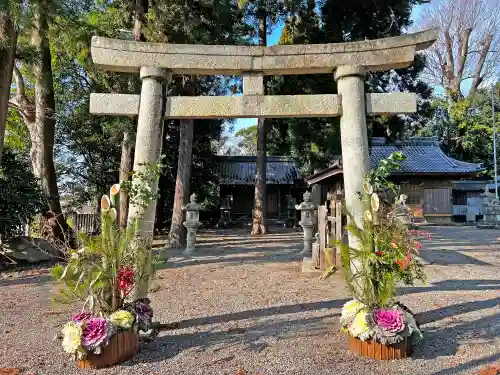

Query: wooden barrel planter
left=347, top=334, right=411, bottom=360
left=76, top=331, right=139, bottom=369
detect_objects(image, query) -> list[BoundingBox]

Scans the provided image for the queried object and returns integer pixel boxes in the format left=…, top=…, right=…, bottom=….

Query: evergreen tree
left=420, top=85, right=499, bottom=175
left=267, top=0, right=433, bottom=175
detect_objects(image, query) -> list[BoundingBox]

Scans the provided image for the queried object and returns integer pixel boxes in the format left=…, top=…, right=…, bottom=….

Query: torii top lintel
left=90, top=28, right=438, bottom=76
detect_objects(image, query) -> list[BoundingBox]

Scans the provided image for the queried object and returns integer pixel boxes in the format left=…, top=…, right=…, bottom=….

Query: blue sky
left=231, top=3, right=427, bottom=134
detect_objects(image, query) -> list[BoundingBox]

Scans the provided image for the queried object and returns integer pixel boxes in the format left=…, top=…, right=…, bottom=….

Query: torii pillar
left=129, top=67, right=171, bottom=299
left=334, top=65, right=370, bottom=238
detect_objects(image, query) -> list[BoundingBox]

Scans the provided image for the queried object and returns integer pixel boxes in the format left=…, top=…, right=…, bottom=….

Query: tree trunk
left=119, top=0, right=148, bottom=227
left=251, top=9, right=268, bottom=235
left=169, top=77, right=195, bottom=248
left=470, top=33, right=493, bottom=96
left=31, top=2, right=73, bottom=247
left=133, top=0, right=148, bottom=42
left=119, top=131, right=133, bottom=227
left=0, top=14, right=16, bottom=164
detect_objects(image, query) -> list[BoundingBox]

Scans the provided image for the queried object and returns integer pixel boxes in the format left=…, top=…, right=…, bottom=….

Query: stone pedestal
left=183, top=223, right=199, bottom=255
left=296, top=191, right=316, bottom=255
left=129, top=67, right=171, bottom=299
left=477, top=187, right=500, bottom=229
left=334, top=65, right=370, bottom=245
left=183, top=193, right=201, bottom=255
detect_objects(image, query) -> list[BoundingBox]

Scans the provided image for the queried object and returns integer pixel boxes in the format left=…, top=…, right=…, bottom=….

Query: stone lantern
left=183, top=193, right=201, bottom=255
left=295, top=191, right=316, bottom=254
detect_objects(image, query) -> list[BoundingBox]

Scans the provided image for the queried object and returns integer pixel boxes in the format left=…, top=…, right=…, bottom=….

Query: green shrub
left=0, top=149, right=45, bottom=239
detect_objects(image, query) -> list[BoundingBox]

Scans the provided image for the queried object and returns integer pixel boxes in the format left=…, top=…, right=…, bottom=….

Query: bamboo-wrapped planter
left=347, top=334, right=411, bottom=360
left=76, top=331, right=139, bottom=369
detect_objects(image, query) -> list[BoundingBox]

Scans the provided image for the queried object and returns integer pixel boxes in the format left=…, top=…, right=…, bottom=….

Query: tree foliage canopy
left=0, top=149, right=45, bottom=239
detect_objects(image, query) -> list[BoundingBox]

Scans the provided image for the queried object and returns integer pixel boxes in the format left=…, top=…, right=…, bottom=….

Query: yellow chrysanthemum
left=364, top=210, right=372, bottom=223
left=109, top=310, right=135, bottom=329
left=61, top=321, right=82, bottom=354
left=341, top=299, right=365, bottom=321
left=349, top=310, right=371, bottom=339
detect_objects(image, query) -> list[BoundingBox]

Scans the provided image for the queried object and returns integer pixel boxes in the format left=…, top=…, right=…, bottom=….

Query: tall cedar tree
left=267, top=0, right=433, bottom=176
left=0, top=8, right=17, bottom=164
left=238, top=0, right=301, bottom=235
left=9, top=0, right=80, bottom=247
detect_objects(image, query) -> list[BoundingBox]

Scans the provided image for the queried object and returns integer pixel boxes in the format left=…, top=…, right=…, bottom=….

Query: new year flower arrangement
left=337, top=153, right=430, bottom=354
left=59, top=298, right=153, bottom=358
left=51, top=170, right=162, bottom=365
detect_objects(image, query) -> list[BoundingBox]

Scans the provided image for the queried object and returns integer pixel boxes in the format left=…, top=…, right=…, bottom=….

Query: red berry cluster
left=117, top=267, right=135, bottom=297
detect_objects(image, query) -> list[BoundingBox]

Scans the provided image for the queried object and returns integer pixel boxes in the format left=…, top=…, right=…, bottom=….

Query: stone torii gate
left=89, top=28, right=438, bottom=254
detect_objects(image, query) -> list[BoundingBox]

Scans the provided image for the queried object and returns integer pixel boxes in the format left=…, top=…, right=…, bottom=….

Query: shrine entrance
left=89, top=28, right=438, bottom=255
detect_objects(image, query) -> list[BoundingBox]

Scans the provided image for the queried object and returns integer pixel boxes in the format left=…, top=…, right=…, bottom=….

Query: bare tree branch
left=470, top=33, right=493, bottom=95
left=417, top=0, right=500, bottom=97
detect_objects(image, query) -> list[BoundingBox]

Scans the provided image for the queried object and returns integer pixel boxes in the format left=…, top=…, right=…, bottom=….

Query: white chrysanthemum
left=61, top=322, right=82, bottom=354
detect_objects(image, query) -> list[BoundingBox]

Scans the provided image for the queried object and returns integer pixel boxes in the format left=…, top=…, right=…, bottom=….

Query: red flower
left=396, top=259, right=404, bottom=270
left=396, top=256, right=410, bottom=270
left=391, top=241, right=398, bottom=249
left=117, top=267, right=135, bottom=297
left=376, top=251, right=383, bottom=257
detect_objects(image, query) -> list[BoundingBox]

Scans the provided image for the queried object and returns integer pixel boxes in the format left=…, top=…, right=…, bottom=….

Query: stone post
left=285, top=195, right=297, bottom=228
left=129, top=67, right=171, bottom=299
left=183, top=193, right=201, bottom=256
left=296, top=191, right=316, bottom=255
left=334, top=65, right=370, bottom=245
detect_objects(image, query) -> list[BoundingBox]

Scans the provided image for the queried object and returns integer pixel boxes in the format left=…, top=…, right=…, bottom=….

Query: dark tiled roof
left=216, top=156, right=300, bottom=185
left=370, top=137, right=482, bottom=174
left=307, top=137, right=483, bottom=184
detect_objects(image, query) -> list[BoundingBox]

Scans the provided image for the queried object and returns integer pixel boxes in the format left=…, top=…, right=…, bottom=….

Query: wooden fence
left=314, top=189, right=343, bottom=270
left=69, top=213, right=99, bottom=234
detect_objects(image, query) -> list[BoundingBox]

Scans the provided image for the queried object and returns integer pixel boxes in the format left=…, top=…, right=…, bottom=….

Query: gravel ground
left=0, top=226, right=499, bottom=375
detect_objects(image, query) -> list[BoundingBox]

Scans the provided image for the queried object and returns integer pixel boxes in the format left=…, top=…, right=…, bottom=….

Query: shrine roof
left=307, top=137, right=483, bottom=185
left=216, top=156, right=300, bottom=185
